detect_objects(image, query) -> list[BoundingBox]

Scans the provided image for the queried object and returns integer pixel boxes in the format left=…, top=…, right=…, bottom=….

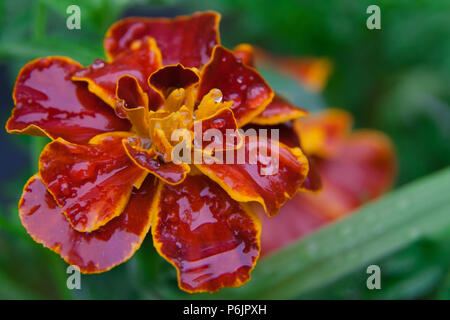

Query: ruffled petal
left=115, top=75, right=150, bottom=138
left=198, top=46, right=274, bottom=127
left=72, top=38, right=163, bottom=109
left=251, top=94, right=308, bottom=125
left=294, top=109, right=353, bottom=158
left=195, top=135, right=309, bottom=217
left=6, top=57, right=130, bottom=144
left=39, top=132, right=147, bottom=232
left=19, top=174, right=157, bottom=273
left=104, top=11, right=220, bottom=68
left=152, top=174, right=260, bottom=293
left=149, top=64, right=199, bottom=98
left=194, top=104, right=243, bottom=152
left=122, top=136, right=190, bottom=185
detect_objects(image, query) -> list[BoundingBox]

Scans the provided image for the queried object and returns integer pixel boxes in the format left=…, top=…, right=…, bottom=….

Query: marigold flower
left=6, top=12, right=312, bottom=293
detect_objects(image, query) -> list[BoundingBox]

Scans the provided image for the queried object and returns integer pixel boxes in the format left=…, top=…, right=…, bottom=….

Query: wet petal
left=149, top=64, right=199, bottom=98
left=6, top=57, right=130, bottom=144
left=122, top=136, right=190, bottom=185
left=115, top=75, right=150, bottom=138
left=39, top=132, right=147, bottom=232
left=194, top=104, right=243, bottom=152
left=245, top=122, right=322, bottom=193
left=274, top=57, right=333, bottom=92
left=195, top=135, right=309, bottom=217
left=251, top=94, right=308, bottom=125
left=104, top=11, right=220, bottom=68
left=19, top=174, right=157, bottom=273
left=198, top=46, right=274, bottom=127
left=152, top=174, right=260, bottom=293
left=73, top=38, right=163, bottom=110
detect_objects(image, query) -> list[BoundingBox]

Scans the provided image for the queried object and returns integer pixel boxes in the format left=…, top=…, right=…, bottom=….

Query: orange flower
left=6, top=12, right=312, bottom=293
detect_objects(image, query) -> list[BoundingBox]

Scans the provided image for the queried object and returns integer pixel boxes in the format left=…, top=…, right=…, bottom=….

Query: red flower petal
left=246, top=122, right=322, bottom=193
left=294, top=109, right=353, bottom=158
left=39, top=132, right=147, bottom=232
left=6, top=57, right=130, bottom=144
left=104, top=11, right=220, bottom=68
left=300, top=156, right=323, bottom=192
left=122, top=136, right=190, bottom=185
left=251, top=94, right=308, bottom=125
left=196, top=135, right=309, bottom=217
left=73, top=38, right=163, bottom=110
left=115, top=75, right=151, bottom=138
left=198, top=46, right=274, bottom=127
left=19, top=174, right=157, bottom=273
left=116, top=75, right=149, bottom=109
left=149, top=64, right=199, bottom=98
left=234, top=46, right=308, bottom=125
left=152, top=174, right=260, bottom=293
left=195, top=107, right=243, bottom=152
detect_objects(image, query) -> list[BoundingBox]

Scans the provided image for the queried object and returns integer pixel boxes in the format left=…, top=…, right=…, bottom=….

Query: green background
left=0, top=0, right=449, bottom=299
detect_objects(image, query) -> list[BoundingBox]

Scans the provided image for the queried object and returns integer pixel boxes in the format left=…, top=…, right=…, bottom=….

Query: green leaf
left=187, top=166, right=450, bottom=299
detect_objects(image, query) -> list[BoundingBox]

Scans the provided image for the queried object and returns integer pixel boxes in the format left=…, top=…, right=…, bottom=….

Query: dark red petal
left=300, top=156, right=323, bottom=192
left=251, top=94, right=308, bottom=125
left=6, top=57, right=130, bottom=144
left=195, top=107, right=243, bottom=152
left=19, top=174, right=157, bottom=273
left=244, top=122, right=301, bottom=149
left=245, top=122, right=322, bottom=193
left=115, top=75, right=151, bottom=138
left=152, top=174, right=260, bottom=293
left=104, top=11, right=220, bottom=68
left=73, top=38, right=163, bottom=110
left=116, top=75, right=149, bottom=109
left=122, top=137, right=190, bottom=185
left=198, top=46, right=274, bottom=127
left=196, top=135, right=309, bottom=217
left=39, top=132, right=146, bottom=232
left=149, top=64, right=199, bottom=98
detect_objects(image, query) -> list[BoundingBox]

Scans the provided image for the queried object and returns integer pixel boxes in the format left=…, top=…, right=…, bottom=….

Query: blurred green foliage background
left=0, top=0, right=449, bottom=299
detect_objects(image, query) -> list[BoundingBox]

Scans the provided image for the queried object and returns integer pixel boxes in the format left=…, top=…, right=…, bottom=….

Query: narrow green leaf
left=189, top=166, right=450, bottom=299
